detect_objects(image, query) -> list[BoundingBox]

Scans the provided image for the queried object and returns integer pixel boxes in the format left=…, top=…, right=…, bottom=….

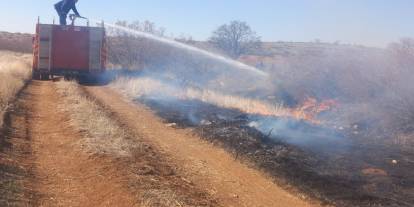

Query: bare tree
left=209, top=21, right=261, bottom=58
left=175, top=34, right=195, bottom=44
left=388, top=38, right=414, bottom=67
left=107, top=20, right=167, bottom=70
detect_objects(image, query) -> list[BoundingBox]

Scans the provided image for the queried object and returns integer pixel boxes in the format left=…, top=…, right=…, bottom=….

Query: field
left=107, top=35, right=414, bottom=206
left=0, top=32, right=32, bottom=53
left=0, top=29, right=413, bottom=207
left=0, top=78, right=313, bottom=207
left=0, top=51, right=31, bottom=126
left=0, top=51, right=32, bottom=206
left=0, top=46, right=315, bottom=206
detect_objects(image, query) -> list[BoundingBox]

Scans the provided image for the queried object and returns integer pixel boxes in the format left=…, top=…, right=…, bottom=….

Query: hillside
left=185, top=40, right=384, bottom=67
left=0, top=31, right=32, bottom=53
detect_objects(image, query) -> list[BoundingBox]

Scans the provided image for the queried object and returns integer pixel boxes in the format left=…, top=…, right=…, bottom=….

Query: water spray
left=90, top=19, right=269, bottom=77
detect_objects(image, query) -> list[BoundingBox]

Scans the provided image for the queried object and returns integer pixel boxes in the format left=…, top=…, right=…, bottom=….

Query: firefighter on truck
left=54, top=0, right=81, bottom=25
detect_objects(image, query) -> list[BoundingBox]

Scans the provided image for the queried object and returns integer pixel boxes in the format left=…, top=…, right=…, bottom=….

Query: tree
left=107, top=20, right=167, bottom=70
left=388, top=38, right=414, bottom=67
left=209, top=21, right=261, bottom=58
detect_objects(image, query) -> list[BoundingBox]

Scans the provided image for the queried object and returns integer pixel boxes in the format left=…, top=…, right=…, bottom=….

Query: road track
left=1, top=80, right=318, bottom=207
left=24, top=81, right=138, bottom=206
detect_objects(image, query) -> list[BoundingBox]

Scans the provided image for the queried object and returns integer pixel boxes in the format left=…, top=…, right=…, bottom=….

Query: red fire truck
left=32, top=17, right=107, bottom=80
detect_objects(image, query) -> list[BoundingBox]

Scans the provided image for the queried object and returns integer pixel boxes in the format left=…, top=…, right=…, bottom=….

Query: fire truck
left=32, top=16, right=107, bottom=80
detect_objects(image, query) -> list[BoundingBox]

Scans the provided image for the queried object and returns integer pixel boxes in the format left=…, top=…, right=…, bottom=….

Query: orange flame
left=291, top=98, right=338, bottom=123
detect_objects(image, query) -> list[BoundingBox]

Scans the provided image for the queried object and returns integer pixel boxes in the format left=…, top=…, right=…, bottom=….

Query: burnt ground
left=140, top=97, right=414, bottom=207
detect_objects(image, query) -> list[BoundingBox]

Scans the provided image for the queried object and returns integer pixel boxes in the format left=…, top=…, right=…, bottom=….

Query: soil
left=0, top=84, right=35, bottom=206
left=0, top=80, right=318, bottom=206
left=0, top=81, right=216, bottom=206
left=2, top=81, right=139, bottom=206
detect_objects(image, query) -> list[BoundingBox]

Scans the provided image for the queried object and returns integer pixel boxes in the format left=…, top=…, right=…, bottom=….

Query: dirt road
left=22, top=81, right=138, bottom=206
left=1, top=80, right=318, bottom=206
left=85, top=86, right=318, bottom=207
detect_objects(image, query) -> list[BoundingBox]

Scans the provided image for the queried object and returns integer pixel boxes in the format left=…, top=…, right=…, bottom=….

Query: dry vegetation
left=55, top=81, right=217, bottom=207
left=108, top=35, right=414, bottom=146
left=0, top=51, right=31, bottom=126
left=0, top=51, right=32, bottom=207
left=56, top=81, right=136, bottom=157
left=0, top=32, right=32, bottom=53
left=111, top=76, right=303, bottom=119
left=108, top=21, right=167, bottom=70
left=0, top=33, right=33, bottom=127
left=258, top=39, right=414, bottom=149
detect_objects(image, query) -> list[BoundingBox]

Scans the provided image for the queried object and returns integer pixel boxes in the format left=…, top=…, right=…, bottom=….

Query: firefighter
left=54, top=0, right=81, bottom=25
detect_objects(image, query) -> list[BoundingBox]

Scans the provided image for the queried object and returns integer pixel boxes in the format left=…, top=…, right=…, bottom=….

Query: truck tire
left=40, top=73, right=50, bottom=81
left=32, top=72, right=40, bottom=80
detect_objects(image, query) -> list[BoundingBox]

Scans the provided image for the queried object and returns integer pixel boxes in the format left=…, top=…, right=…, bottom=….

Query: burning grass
left=105, top=32, right=414, bottom=206
left=132, top=97, right=414, bottom=207
left=108, top=73, right=414, bottom=206
left=111, top=76, right=335, bottom=123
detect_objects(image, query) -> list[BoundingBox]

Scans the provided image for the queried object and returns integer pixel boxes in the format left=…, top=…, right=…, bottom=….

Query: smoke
left=110, top=73, right=348, bottom=151
left=250, top=122, right=351, bottom=156
left=111, top=76, right=289, bottom=117
left=104, top=22, right=414, bottom=153
left=261, top=42, right=414, bottom=150
left=91, top=20, right=414, bottom=205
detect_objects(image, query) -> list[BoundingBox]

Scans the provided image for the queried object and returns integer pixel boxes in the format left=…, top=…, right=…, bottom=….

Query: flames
left=292, top=98, right=338, bottom=123
left=181, top=87, right=337, bottom=124
left=112, top=77, right=338, bottom=124
left=231, top=96, right=337, bottom=123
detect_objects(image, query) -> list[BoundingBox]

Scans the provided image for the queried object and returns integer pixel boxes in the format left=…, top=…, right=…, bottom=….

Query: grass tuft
left=0, top=51, right=31, bottom=126
left=56, top=81, right=137, bottom=157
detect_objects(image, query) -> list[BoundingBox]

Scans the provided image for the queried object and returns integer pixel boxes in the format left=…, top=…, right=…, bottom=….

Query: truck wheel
left=41, top=74, right=50, bottom=81
left=32, top=72, right=40, bottom=80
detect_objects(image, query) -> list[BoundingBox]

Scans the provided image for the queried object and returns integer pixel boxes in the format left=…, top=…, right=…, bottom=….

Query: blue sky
left=0, top=0, right=412, bottom=47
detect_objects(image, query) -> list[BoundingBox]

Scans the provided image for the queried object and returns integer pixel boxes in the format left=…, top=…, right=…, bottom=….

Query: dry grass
left=111, top=76, right=293, bottom=118
left=55, top=81, right=136, bottom=157
left=0, top=51, right=31, bottom=126
left=0, top=32, right=32, bottom=53
left=141, top=189, right=182, bottom=207
left=0, top=51, right=32, bottom=206
left=55, top=81, right=216, bottom=207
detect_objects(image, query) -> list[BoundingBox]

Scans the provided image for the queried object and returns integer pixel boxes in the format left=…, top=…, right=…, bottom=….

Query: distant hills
left=0, top=31, right=32, bottom=53
left=0, top=31, right=383, bottom=63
